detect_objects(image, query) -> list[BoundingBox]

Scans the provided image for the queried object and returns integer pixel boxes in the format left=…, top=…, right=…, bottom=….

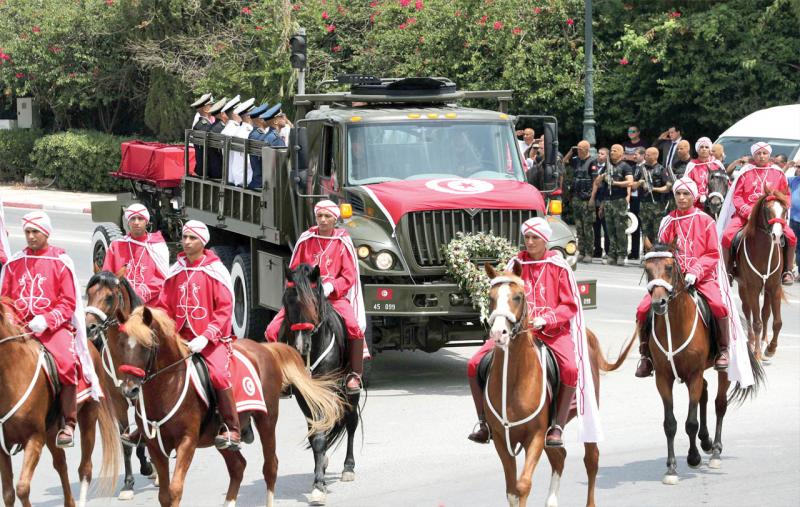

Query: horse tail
left=266, top=342, right=345, bottom=436
left=727, top=340, right=766, bottom=407
left=591, top=327, right=637, bottom=373
left=95, top=388, right=122, bottom=497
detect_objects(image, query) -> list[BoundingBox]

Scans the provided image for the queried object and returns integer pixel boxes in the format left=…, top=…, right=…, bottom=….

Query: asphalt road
left=5, top=209, right=800, bottom=506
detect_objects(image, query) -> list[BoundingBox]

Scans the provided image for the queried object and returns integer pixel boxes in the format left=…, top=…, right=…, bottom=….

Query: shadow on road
left=594, top=455, right=733, bottom=490
left=366, top=346, right=474, bottom=396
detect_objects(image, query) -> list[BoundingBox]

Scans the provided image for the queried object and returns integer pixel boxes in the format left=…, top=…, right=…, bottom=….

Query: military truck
left=91, top=76, right=596, bottom=358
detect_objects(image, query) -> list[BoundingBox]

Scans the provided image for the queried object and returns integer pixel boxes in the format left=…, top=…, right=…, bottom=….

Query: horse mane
left=125, top=306, right=184, bottom=353
left=88, top=270, right=143, bottom=308
left=744, top=188, right=788, bottom=237
left=650, top=241, right=674, bottom=254
left=288, top=264, right=320, bottom=324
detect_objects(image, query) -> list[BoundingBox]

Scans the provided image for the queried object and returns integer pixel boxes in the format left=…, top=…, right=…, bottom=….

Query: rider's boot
left=214, top=387, right=241, bottom=451
left=635, top=324, right=654, bottom=378
left=345, top=338, right=365, bottom=395
left=121, top=426, right=141, bottom=448
left=56, top=384, right=78, bottom=448
left=782, top=241, right=795, bottom=286
left=467, top=376, right=490, bottom=444
left=545, top=385, right=576, bottom=448
left=714, top=316, right=730, bottom=371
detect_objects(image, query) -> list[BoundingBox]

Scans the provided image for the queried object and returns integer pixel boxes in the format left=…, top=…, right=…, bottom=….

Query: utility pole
left=582, top=0, right=597, bottom=151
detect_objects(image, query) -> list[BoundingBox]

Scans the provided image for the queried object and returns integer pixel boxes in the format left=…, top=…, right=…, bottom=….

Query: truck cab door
left=290, top=119, right=333, bottom=234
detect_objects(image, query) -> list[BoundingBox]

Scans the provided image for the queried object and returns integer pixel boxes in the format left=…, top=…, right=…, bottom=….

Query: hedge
left=0, top=129, right=41, bottom=181
left=30, top=130, right=130, bottom=193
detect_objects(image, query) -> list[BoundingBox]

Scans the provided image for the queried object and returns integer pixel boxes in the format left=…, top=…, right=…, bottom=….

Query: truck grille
left=403, top=209, right=537, bottom=267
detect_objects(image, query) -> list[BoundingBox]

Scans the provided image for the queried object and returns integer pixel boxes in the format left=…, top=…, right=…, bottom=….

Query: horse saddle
left=476, top=341, right=560, bottom=424
left=190, top=354, right=215, bottom=406
left=41, top=347, right=61, bottom=397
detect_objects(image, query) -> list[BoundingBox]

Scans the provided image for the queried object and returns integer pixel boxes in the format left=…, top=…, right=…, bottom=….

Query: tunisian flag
left=360, top=178, right=545, bottom=228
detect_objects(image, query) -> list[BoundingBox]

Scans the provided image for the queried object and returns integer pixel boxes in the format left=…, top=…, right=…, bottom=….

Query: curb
left=4, top=201, right=92, bottom=215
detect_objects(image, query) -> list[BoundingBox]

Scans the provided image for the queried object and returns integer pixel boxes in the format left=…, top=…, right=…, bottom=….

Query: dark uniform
left=628, top=163, right=644, bottom=259
left=672, top=157, right=689, bottom=179
left=638, top=162, right=674, bottom=243
left=247, top=127, right=267, bottom=189
left=192, top=117, right=212, bottom=176
left=567, top=155, right=600, bottom=257
left=249, top=103, right=286, bottom=189
left=599, top=160, right=633, bottom=263
left=206, top=119, right=225, bottom=179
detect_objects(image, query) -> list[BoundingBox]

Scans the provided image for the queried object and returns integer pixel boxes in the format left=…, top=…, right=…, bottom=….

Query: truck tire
left=230, top=252, right=268, bottom=340
left=210, top=245, right=237, bottom=271
left=91, top=223, right=123, bottom=272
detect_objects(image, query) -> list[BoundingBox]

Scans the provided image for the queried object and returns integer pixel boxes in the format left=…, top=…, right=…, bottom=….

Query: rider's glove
left=322, top=282, right=334, bottom=298
left=187, top=336, right=209, bottom=353
left=685, top=274, right=697, bottom=286
left=700, top=195, right=707, bottom=204
left=29, top=314, right=48, bottom=334
left=532, top=317, right=546, bottom=330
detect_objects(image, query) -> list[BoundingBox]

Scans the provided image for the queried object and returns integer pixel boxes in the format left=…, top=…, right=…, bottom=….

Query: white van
left=715, top=104, right=800, bottom=162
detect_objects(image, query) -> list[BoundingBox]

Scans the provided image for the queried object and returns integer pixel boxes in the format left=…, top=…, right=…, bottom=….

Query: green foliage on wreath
left=442, top=232, right=519, bottom=323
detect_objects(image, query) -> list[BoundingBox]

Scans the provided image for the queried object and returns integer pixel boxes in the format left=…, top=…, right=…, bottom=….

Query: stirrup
left=121, top=426, right=141, bottom=449
left=55, top=427, right=74, bottom=449
left=782, top=271, right=794, bottom=286
left=714, top=352, right=729, bottom=371
left=545, top=425, right=564, bottom=448
left=214, top=423, right=241, bottom=451
left=345, top=372, right=362, bottom=395
left=468, top=420, right=491, bottom=444
left=635, top=356, right=654, bottom=377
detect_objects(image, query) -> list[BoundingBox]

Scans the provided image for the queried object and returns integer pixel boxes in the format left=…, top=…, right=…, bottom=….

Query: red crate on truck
left=113, top=141, right=194, bottom=188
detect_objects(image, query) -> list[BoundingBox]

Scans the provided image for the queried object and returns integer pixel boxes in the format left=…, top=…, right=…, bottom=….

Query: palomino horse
left=116, top=306, right=344, bottom=507
left=642, top=241, right=763, bottom=485
left=0, top=299, right=120, bottom=507
left=733, top=189, right=789, bottom=361
left=278, top=264, right=361, bottom=506
left=484, top=263, right=635, bottom=507
left=85, top=270, right=156, bottom=500
left=705, top=169, right=729, bottom=220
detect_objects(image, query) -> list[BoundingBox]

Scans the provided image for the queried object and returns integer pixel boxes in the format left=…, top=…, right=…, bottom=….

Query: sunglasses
left=627, top=130, right=638, bottom=134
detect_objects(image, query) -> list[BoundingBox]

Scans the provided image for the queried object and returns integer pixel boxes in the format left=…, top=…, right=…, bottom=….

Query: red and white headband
left=22, top=211, right=52, bottom=237
left=695, top=137, right=712, bottom=151
left=520, top=217, right=552, bottom=242
left=182, top=220, right=210, bottom=245
left=750, top=142, right=772, bottom=156
left=673, top=177, right=699, bottom=199
left=124, top=203, right=150, bottom=223
left=314, top=200, right=341, bottom=219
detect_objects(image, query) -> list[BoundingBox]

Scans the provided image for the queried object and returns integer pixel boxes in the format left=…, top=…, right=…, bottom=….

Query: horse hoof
left=341, top=471, right=355, bottom=482
left=688, top=461, right=701, bottom=469
left=153, top=474, right=159, bottom=487
left=709, top=458, right=721, bottom=469
left=662, top=474, right=679, bottom=485
left=309, top=488, right=326, bottom=506
left=761, top=355, right=772, bottom=365
left=118, top=490, right=134, bottom=501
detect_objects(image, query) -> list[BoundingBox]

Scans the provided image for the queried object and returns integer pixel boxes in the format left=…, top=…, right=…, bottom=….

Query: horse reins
left=742, top=196, right=785, bottom=296
left=0, top=328, right=44, bottom=455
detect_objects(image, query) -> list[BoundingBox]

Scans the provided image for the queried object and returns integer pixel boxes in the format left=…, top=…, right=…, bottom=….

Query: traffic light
left=290, top=33, right=307, bottom=69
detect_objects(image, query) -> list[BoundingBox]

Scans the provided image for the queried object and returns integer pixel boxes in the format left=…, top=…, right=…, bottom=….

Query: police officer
left=246, top=103, right=270, bottom=190
left=190, top=93, right=214, bottom=176
left=259, top=103, right=287, bottom=148
left=563, top=140, right=601, bottom=262
left=205, top=97, right=228, bottom=179
left=635, top=147, right=674, bottom=245
left=599, top=144, right=634, bottom=265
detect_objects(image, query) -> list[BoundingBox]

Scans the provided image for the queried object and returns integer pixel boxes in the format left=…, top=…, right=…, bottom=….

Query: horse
left=483, top=262, right=635, bottom=507
left=277, top=263, right=361, bottom=506
left=0, top=298, right=120, bottom=507
left=642, top=241, right=764, bottom=485
left=733, top=189, right=789, bottom=361
left=115, top=306, right=344, bottom=507
left=705, top=169, right=729, bottom=220
left=85, top=270, right=157, bottom=500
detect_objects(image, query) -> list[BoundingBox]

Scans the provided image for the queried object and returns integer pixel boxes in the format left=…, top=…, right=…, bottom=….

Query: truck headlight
left=357, top=245, right=371, bottom=259
left=565, top=242, right=577, bottom=255
left=374, top=251, right=395, bottom=270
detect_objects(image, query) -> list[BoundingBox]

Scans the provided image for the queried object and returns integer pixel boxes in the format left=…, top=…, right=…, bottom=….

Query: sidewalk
left=0, top=183, right=116, bottom=214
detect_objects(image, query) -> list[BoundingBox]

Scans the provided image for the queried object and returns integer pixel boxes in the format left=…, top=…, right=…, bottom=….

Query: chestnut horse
left=642, top=242, right=763, bottom=485
left=116, top=306, right=344, bottom=507
left=0, top=299, right=120, bottom=507
left=484, top=263, right=635, bottom=507
left=85, top=270, right=156, bottom=500
left=734, top=189, right=789, bottom=361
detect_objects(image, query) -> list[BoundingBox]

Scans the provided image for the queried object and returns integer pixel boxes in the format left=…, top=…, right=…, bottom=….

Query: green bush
left=0, top=129, right=42, bottom=181
left=30, top=130, right=130, bottom=193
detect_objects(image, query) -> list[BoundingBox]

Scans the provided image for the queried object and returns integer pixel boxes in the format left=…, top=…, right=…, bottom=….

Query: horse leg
left=219, top=448, right=246, bottom=506
left=148, top=445, right=171, bottom=507
left=308, top=432, right=328, bottom=506
left=44, top=429, right=75, bottom=507
left=655, top=373, right=679, bottom=484
left=583, top=443, right=599, bottom=507
left=253, top=412, right=278, bottom=507
left=0, top=448, right=14, bottom=507
left=167, top=437, right=197, bottom=507
left=516, top=431, right=546, bottom=507
left=15, top=433, right=45, bottom=507
left=759, top=295, right=771, bottom=360
left=76, top=403, right=97, bottom=507
left=543, top=446, right=566, bottom=507
left=765, top=289, right=782, bottom=358
left=685, top=375, right=703, bottom=469
left=709, top=372, right=731, bottom=469
left=490, top=434, right=519, bottom=506
left=118, top=443, right=135, bottom=500
left=341, top=401, right=359, bottom=482
left=698, top=378, right=713, bottom=453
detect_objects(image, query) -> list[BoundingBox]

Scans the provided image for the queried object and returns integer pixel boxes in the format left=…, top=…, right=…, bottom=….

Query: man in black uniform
left=205, top=97, right=228, bottom=179
left=563, top=140, right=601, bottom=262
left=191, top=93, right=213, bottom=176
left=598, top=144, right=634, bottom=266
left=671, top=139, right=691, bottom=179
left=635, top=147, right=674, bottom=245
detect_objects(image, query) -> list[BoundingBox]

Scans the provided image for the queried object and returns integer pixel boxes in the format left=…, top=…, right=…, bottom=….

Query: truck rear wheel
left=230, top=252, right=268, bottom=340
left=210, top=245, right=237, bottom=271
left=91, top=223, right=123, bottom=271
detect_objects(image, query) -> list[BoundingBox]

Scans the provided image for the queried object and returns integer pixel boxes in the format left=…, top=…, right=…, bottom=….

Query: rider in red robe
left=101, top=204, right=168, bottom=304
left=684, top=137, right=726, bottom=207
left=157, top=220, right=241, bottom=450
left=634, top=177, right=730, bottom=376
left=266, top=200, right=367, bottom=393
left=719, top=142, right=795, bottom=285
left=467, top=217, right=582, bottom=447
left=0, top=212, right=84, bottom=447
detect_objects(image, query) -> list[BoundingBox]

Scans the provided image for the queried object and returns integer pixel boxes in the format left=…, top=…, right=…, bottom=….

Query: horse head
left=642, top=238, right=683, bottom=316
left=85, top=270, right=141, bottom=338
left=747, top=189, right=789, bottom=244
left=705, top=170, right=729, bottom=219
left=283, top=263, right=324, bottom=357
left=485, top=261, right=527, bottom=349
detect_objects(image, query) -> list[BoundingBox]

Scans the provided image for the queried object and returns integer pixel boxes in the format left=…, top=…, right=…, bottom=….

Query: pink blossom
left=399, top=0, right=410, bottom=6
left=325, top=24, right=335, bottom=33
left=105, top=0, right=113, bottom=5
left=292, top=4, right=301, bottom=11
left=255, top=26, right=263, bottom=30
left=414, top=0, right=423, bottom=10
left=398, top=22, right=407, bottom=29
left=32, top=26, right=41, bottom=33
left=369, top=13, right=376, bottom=22
left=512, top=27, right=521, bottom=35
left=407, top=17, right=416, bottom=24
left=321, top=11, right=329, bottom=19
left=670, top=11, right=681, bottom=18
left=370, top=1, right=378, bottom=6
left=240, top=6, right=252, bottom=15
left=619, top=57, right=629, bottom=65
left=478, top=15, right=488, bottom=25
left=566, top=18, right=574, bottom=26
left=68, top=72, right=76, bottom=78
left=15, top=72, right=24, bottom=78
left=533, top=7, right=542, bottom=14
left=454, top=9, right=461, bottom=17
left=332, top=45, right=342, bottom=52
left=337, top=4, right=345, bottom=14
left=493, top=21, right=503, bottom=30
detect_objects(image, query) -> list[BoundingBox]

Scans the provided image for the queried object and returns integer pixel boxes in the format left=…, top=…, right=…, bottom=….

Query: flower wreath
left=442, top=232, right=519, bottom=322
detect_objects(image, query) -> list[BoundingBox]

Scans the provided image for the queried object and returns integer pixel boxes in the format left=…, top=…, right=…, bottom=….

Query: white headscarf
left=520, top=217, right=552, bottom=241
left=314, top=200, right=341, bottom=219
left=672, top=177, right=699, bottom=200
left=750, top=142, right=772, bottom=156
left=22, top=210, right=52, bottom=237
left=183, top=220, right=210, bottom=245
left=124, top=203, right=150, bottom=223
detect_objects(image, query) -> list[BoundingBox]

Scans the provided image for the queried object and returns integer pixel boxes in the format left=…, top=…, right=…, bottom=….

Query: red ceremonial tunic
left=721, top=164, right=796, bottom=248
left=685, top=158, right=725, bottom=206
left=266, top=227, right=364, bottom=342
left=636, top=208, right=728, bottom=322
left=468, top=250, right=579, bottom=387
left=102, top=232, right=167, bottom=305
left=157, top=250, right=234, bottom=389
left=1, top=246, right=78, bottom=385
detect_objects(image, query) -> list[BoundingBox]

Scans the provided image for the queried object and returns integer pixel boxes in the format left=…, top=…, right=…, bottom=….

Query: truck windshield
left=346, top=121, right=525, bottom=185
left=717, top=136, right=800, bottom=164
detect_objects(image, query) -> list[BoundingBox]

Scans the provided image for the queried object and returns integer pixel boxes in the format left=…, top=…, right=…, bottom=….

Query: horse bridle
left=85, top=281, right=125, bottom=340
left=487, top=276, right=529, bottom=341
left=643, top=251, right=688, bottom=305
left=759, top=195, right=787, bottom=235
left=118, top=327, right=191, bottom=386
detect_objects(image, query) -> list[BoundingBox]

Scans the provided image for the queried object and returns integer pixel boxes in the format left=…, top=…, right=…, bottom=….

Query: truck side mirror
left=543, top=122, right=558, bottom=167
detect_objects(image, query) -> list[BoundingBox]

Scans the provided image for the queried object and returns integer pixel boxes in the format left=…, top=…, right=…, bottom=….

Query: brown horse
left=116, top=306, right=344, bottom=507
left=85, top=270, right=156, bottom=500
left=642, top=241, right=763, bottom=485
left=484, top=263, right=635, bottom=507
left=734, top=189, right=789, bottom=361
left=0, top=299, right=120, bottom=507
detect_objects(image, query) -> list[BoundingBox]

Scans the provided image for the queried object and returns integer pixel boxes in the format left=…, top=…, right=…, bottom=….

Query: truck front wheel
left=91, top=223, right=123, bottom=272
left=230, top=252, right=268, bottom=340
